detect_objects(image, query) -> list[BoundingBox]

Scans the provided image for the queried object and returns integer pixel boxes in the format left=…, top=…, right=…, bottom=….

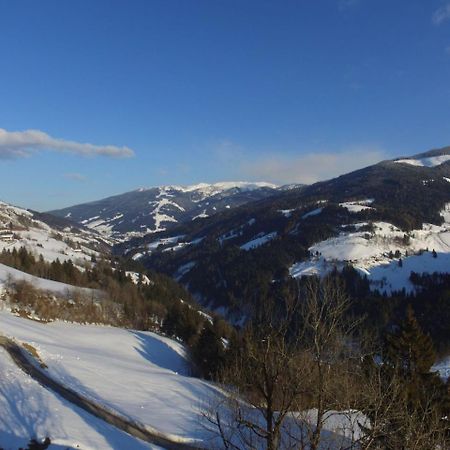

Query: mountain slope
left=0, top=200, right=110, bottom=265
left=119, top=146, right=450, bottom=315
left=0, top=310, right=213, bottom=448
left=48, top=182, right=280, bottom=241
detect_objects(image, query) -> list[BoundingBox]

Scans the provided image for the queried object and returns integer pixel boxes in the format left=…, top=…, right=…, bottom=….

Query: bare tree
left=292, top=276, right=362, bottom=449
left=205, top=275, right=364, bottom=450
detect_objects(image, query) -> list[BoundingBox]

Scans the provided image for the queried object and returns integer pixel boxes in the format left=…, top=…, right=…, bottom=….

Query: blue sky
left=1, top=0, right=450, bottom=210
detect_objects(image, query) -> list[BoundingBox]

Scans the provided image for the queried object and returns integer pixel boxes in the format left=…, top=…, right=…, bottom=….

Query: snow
left=174, top=261, right=196, bottom=280
left=219, top=229, right=242, bottom=244
left=125, top=271, right=152, bottom=285
left=147, top=235, right=185, bottom=251
left=240, top=232, right=277, bottom=251
left=432, top=357, right=450, bottom=381
left=0, top=263, right=96, bottom=296
left=192, top=210, right=209, bottom=220
left=0, top=202, right=104, bottom=266
left=219, top=220, right=256, bottom=245
left=339, top=199, right=375, bottom=213
left=394, top=154, right=450, bottom=167
left=148, top=198, right=180, bottom=232
left=357, top=251, right=450, bottom=294
left=0, top=310, right=377, bottom=449
left=302, top=207, right=323, bottom=219
left=174, top=181, right=277, bottom=195
left=290, top=258, right=333, bottom=278
left=0, top=311, right=219, bottom=447
left=292, top=409, right=368, bottom=446
left=0, top=346, right=160, bottom=450
left=279, top=209, right=294, bottom=218
left=162, top=242, right=189, bottom=252
left=290, top=208, right=450, bottom=293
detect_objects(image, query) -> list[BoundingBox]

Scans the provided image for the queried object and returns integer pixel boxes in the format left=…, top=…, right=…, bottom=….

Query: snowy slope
left=0, top=346, right=160, bottom=450
left=0, top=311, right=219, bottom=446
left=395, top=154, right=450, bottom=167
left=0, top=201, right=109, bottom=265
left=0, top=311, right=370, bottom=449
left=290, top=204, right=450, bottom=293
left=0, top=263, right=95, bottom=295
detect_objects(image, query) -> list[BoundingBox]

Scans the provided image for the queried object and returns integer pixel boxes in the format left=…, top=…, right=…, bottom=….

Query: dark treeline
left=0, top=246, right=235, bottom=377
left=0, top=246, right=206, bottom=335
left=199, top=274, right=450, bottom=449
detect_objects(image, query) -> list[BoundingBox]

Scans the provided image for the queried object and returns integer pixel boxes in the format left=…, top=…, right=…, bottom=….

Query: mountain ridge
left=113, top=146, right=450, bottom=315
left=48, top=181, right=288, bottom=241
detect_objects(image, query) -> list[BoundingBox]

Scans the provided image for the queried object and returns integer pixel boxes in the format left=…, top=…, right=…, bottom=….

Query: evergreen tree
left=385, top=304, right=436, bottom=378
left=192, top=320, right=225, bottom=380
left=380, top=305, right=449, bottom=447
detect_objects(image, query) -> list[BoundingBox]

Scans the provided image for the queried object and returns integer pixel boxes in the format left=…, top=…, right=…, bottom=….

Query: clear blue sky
left=0, top=0, right=450, bottom=210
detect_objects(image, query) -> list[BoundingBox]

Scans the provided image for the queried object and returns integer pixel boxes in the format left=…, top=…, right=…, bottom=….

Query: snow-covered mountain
left=123, top=146, right=450, bottom=312
left=0, top=200, right=109, bottom=265
left=49, top=181, right=280, bottom=241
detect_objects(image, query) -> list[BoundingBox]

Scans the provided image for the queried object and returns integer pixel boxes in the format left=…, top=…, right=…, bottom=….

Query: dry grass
left=22, top=342, right=48, bottom=369
left=5, top=279, right=126, bottom=327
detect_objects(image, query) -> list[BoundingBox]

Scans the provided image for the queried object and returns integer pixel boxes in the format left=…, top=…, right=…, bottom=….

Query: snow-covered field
left=290, top=203, right=450, bottom=293
left=240, top=231, right=277, bottom=251
left=0, top=346, right=161, bottom=450
left=0, top=310, right=368, bottom=449
left=0, top=311, right=219, bottom=449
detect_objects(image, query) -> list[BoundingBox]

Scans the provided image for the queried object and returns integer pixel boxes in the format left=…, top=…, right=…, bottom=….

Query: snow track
left=0, top=336, right=203, bottom=450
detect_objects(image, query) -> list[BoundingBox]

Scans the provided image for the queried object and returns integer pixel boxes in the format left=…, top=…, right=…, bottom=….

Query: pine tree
left=385, top=305, right=435, bottom=378
left=380, top=305, right=450, bottom=447
left=192, top=320, right=225, bottom=380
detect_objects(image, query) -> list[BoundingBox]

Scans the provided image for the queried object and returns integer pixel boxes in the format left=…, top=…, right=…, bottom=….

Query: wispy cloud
left=432, top=3, right=450, bottom=25
left=236, top=146, right=387, bottom=185
left=338, top=0, right=360, bottom=11
left=63, top=172, right=87, bottom=182
left=0, top=128, right=134, bottom=159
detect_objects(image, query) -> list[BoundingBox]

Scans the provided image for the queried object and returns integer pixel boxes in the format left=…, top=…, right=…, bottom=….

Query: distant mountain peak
left=136, top=181, right=278, bottom=194
left=49, top=181, right=279, bottom=241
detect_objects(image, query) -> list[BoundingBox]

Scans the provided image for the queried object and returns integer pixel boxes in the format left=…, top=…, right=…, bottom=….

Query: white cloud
left=0, top=128, right=134, bottom=159
left=432, top=3, right=450, bottom=25
left=237, top=147, right=387, bottom=185
left=63, top=173, right=87, bottom=182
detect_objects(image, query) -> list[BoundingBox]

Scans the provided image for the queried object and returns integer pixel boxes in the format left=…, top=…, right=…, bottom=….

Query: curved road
left=0, top=337, right=204, bottom=450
